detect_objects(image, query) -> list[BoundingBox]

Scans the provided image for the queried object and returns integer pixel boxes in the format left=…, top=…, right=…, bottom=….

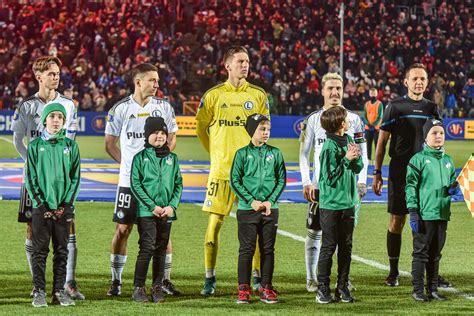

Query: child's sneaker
left=132, top=286, right=149, bottom=303
left=32, top=289, right=47, bottom=308
left=161, top=279, right=181, bottom=296
left=316, top=283, right=333, bottom=304
left=236, top=284, right=251, bottom=304
left=259, top=285, right=278, bottom=304
left=151, top=284, right=165, bottom=303
left=335, top=286, right=354, bottom=303
left=51, top=290, right=75, bottom=306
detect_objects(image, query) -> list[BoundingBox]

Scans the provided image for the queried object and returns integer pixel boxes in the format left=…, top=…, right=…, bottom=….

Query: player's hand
left=261, top=201, right=272, bottom=216
left=357, top=183, right=367, bottom=199
left=161, top=206, right=174, bottom=218
left=251, top=200, right=264, bottom=212
left=152, top=206, right=164, bottom=217
left=372, top=174, right=383, bottom=196
left=345, top=144, right=359, bottom=161
left=303, top=185, right=318, bottom=203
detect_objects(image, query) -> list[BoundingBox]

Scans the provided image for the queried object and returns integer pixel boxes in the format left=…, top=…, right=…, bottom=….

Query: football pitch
left=0, top=136, right=473, bottom=314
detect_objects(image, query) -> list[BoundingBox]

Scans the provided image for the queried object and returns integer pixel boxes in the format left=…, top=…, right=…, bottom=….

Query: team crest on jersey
left=25, top=210, right=32, bottom=219
left=13, top=110, right=19, bottom=121
left=39, top=147, right=45, bottom=152
left=117, top=211, right=125, bottom=219
left=63, top=146, right=70, bottom=156
left=152, top=110, right=162, bottom=117
left=265, top=153, right=274, bottom=162
left=205, top=200, right=212, bottom=207
left=166, top=156, right=173, bottom=165
left=446, top=162, right=451, bottom=169
left=243, top=101, right=254, bottom=110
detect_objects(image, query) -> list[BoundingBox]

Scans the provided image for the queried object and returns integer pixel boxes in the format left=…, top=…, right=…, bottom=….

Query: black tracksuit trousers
left=237, top=209, right=279, bottom=287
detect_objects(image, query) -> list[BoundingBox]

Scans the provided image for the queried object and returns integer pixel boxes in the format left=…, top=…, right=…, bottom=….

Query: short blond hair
left=321, top=72, right=343, bottom=89
left=32, top=56, right=62, bottom=75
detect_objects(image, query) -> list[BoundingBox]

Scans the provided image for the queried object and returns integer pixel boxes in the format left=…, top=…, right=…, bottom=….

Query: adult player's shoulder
left=109, top=96, right=131, bottom=113
left=422, top=97, right=438, bottom=108
left=56, top=93, right=76, bottom=109
left=18, top=94, right=39, bottom=111
left=305, top=108, right=324, bottom=123
left=152, top=96, right=173, bottom=108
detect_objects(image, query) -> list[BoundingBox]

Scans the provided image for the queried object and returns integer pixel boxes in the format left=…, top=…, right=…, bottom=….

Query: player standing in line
left=196, top=46, right=270, bottom=295
left=371, top=63, right=447, bottom=287
left=299, top=72, right=368, bottom=292
left=10, top=56, right=84, bottom=300
left=105, top=63, right=179, bottom=296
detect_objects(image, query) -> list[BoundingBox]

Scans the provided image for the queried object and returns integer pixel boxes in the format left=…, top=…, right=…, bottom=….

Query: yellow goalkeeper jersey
left=196, top=79, right=269, bottom=180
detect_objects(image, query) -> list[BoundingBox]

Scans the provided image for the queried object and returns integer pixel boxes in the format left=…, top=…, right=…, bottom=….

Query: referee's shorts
left=387, top=159, right=409, bottom=216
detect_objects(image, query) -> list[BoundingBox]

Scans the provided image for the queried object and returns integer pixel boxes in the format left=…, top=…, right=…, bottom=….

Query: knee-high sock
left=204, top=213, right=224, bottom=278
left=305, top=229, right=322, bottom=281
left=163, top=253, right=172, bottom=281
left=387, top=230, right=402, bottom=276
left=111, top=254, right=127, bottom=282
left=252, top=235, right=261, bottom=278
left=66, top=234, right=77, bottom=283
left=25, top=239, right=33, bottom=276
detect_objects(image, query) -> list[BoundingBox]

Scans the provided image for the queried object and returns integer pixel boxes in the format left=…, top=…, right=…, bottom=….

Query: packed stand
left=0, top=0, right=472, bottom=117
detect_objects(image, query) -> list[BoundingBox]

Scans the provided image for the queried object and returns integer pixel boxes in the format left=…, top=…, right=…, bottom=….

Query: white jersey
left=10, top=92, right=78, bottom=160
left=105, top=95, right=178, bottom=187
left=299, top=107, right=368, bottom=189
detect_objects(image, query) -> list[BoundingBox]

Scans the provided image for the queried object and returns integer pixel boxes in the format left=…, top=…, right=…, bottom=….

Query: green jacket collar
left=423, top=144, right=445, bottom=159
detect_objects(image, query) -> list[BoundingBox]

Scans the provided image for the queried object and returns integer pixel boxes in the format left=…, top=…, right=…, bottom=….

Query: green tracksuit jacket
left=230, top=142, right=286, bottom=210
left=130, top=148, right=183, bottom=219
left=25, top=133, right=81, bottom=210
left=319, top=133, right=364, bottom=210
left=406, top=146, right=456, bottom=221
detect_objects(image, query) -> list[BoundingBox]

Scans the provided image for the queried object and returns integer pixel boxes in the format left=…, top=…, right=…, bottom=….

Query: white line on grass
left=228, top=210, right=474, bottom=301
left=0, top=136, right=13, bottom=144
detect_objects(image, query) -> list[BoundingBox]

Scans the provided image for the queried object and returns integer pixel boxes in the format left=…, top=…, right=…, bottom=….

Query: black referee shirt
left=380, top=95, right=440, bottom=161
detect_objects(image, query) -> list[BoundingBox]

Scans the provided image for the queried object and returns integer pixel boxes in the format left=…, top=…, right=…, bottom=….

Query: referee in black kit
left=371, top=63, right=450, bottom=288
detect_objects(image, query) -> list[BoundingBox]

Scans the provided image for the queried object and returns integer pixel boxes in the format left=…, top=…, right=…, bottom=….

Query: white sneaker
left=306, top=279, right=318, bottom=292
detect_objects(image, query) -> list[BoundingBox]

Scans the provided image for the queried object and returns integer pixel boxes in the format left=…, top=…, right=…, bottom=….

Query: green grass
left=0, top=135, right=472, bottom=167
left=0, top=201, right=473, bottom=314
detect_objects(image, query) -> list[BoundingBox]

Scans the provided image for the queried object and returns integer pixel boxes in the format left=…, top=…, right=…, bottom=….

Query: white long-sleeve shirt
left=299, top=107, right=368, bottom=189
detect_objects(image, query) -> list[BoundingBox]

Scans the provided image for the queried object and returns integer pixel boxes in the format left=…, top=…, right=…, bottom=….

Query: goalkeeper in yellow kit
left=196, top=46, right=270, bottom=295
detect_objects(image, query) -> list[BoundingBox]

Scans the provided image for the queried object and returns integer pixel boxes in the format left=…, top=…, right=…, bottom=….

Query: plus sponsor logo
left=126, top=132, right=145, bottom=139
left=218, top=116, right=246, bottom=127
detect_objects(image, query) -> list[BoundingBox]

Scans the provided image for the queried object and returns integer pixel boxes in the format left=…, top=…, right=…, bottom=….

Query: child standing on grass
left=230, top=114, right=286, bottom=304
left=406, top=119, right=457, bottom=302
left=130, top=117, right=183, bottom=303
left=25, top=102, right=80, bottom=308
left=316, top=106, right=363, bottom=304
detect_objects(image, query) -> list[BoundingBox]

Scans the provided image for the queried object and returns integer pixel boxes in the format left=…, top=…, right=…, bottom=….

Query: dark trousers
left=134, top=216, right=172, bottom=287
left=237, top=209, right=279, bottom=287
left=365, top=129, right=379, bottom=160
left=317, top=208, right=354, bottom=289
left=32, top=210, right=71, bottom=292
left=412, top=220, right=447, bottom=293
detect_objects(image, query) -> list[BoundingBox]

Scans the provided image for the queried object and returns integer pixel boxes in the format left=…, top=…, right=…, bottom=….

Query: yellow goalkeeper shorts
left=202, top=178, right=236, bottom=216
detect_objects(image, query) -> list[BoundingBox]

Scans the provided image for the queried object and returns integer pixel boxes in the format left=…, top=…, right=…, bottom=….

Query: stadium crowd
left=0, top=0, right=473, bottom=117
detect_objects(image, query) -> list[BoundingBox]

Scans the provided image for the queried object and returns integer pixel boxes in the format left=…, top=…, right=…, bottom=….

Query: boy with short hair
left=230, top=114, right=286, bottom=304
left=25, top=102, right=81, bottom=307
left=316, top=106, right=363, bottom=304
left=406, top=119, right=457, bottom=302
left=130, top=117, right=183, bottom=303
